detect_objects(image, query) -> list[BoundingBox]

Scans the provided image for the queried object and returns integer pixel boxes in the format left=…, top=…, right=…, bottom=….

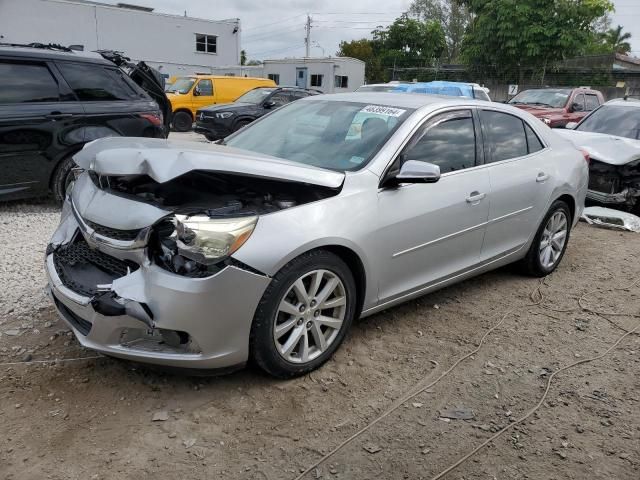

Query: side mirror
left=565, top=122, right=578, bottom=130
left=395, top=160, right=441, bottom=184
left=263, top=101, right=276, bottom=109
left=570, top=102, right=583, bottom=112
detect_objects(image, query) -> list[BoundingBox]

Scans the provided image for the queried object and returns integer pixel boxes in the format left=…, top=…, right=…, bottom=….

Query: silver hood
left=555, top=129, right=640, bottom=166
left=73, top=137, right=345, bottom=188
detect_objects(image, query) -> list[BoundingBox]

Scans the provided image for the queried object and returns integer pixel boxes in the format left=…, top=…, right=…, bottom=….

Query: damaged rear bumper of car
left=45, top=199, right=271, bottom=370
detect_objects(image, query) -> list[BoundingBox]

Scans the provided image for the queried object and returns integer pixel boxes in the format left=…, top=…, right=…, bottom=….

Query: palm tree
left=607, top=25, right=632, bottom=55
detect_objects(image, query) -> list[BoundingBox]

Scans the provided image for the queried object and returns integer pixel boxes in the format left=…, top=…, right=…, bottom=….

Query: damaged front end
left=45, top=138, right=343, bottom=369
left=587, top=159, right=640, bottom=211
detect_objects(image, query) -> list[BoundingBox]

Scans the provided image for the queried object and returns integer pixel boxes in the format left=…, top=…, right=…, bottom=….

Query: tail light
left=579, top=148, right=590, bottom=165
left=140, top=112, right=163, bottom=127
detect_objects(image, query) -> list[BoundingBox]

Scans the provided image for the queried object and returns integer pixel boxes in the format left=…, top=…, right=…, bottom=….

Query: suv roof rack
left=95, top=50, right=133, bottom=67
left=0, top=42, right=74, bottom=52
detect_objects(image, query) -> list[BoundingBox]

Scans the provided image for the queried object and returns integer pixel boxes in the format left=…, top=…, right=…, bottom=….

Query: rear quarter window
left=57, top=62, right=144, bottom=101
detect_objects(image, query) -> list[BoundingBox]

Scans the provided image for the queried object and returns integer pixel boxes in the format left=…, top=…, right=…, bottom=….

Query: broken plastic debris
left=439, top=407, right=475, bottom=420
left=580, top=207, right=640, bottom=233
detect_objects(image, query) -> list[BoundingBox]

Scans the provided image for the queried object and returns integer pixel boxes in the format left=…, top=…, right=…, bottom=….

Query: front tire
left=233, top=119, right=252, bottom=132
left=250, top=250, right=357, bottom=378
left=52, top=156, right=76, bottom=204
left=172, top=111, right=193, bottom=132
left=521, top=200, right=571, bottom=277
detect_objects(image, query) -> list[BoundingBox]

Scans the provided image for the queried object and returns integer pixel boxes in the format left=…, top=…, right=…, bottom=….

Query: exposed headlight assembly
left=173, top=215, right=257, bottom=265
left=214, top=112, right=234, bottom=119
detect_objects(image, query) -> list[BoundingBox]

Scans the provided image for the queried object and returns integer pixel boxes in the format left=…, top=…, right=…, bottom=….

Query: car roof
left=605, top=97, right=640, bottom=106
left=0, top=45, right=113, bottom=65
left=312, top=92, right=486, bottom=109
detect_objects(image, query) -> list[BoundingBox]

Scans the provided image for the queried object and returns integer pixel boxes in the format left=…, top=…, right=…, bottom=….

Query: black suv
left=0, top=44, right=170, bottom=202
left=194, top=86, right=318, bottom=141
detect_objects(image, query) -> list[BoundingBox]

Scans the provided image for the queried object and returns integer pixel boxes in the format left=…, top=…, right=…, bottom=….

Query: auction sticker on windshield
left=361, top=105, right=406, bottom=117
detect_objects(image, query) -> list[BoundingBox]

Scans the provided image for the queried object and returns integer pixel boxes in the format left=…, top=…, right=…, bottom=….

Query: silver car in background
left=45, top=93, right=588, bottom=378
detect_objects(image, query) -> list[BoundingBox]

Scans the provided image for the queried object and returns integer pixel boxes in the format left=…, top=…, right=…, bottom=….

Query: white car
left=557, top=98, right=640, bottom=214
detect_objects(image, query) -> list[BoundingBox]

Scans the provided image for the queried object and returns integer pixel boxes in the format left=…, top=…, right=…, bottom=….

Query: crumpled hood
left=555, top=129, right=640, bottom=166
left=73, top=137, right=345, bottom=189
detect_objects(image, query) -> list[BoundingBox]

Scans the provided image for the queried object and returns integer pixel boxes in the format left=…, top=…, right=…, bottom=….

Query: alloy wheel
left=273, top=269, right=347, bottom=364
left=539, top=210, right=568, bottom=269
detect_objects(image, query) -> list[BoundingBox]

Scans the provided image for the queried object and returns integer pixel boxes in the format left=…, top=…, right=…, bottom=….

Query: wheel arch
left=316, top=245, right=367, bottom=319
left=555, top=193, right=576, bottom=223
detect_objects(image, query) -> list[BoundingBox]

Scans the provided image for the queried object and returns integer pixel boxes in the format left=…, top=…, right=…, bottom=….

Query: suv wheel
left=233, top=119, right=252, bottom=132
left=52, top=156, right=76, bottom=204
left=521, top=200, right=571, bottom=277
left=250, top=250, right=356, bottom=378
left=172, top=111, right=193, bottom=132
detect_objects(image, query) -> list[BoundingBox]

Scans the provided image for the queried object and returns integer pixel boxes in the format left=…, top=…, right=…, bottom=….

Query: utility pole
left=305, top=14, right=312, bottom=57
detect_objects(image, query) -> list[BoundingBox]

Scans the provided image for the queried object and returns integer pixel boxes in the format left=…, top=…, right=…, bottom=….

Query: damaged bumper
left=45, top=207, right=271, bottom=370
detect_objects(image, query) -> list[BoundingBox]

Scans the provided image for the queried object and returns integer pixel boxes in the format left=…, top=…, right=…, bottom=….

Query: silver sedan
left=45, top=93, right=588, bottom=378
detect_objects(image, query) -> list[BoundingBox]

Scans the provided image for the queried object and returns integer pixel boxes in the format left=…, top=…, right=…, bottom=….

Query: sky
left=100, top=0, right=639, bottom=60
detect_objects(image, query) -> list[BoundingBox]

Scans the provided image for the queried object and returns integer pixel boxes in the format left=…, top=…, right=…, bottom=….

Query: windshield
left=225, top=100, right=414, bottom=171
left=235, top=88, right=277, bottom=104
left=577, top=105, right=640, bottom=139
left=509, top=89, right=571, bottom=108
left=356, top=85, right=398, bottom=92
left=169, top=77, right=196, bottom=94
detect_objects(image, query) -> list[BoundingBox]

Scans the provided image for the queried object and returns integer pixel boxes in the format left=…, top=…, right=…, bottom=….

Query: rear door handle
left=536, top=172, right=550, bottom=183
left=46, top=112, right=73, bottom=120
left=466, top=191, right=486, bottom=204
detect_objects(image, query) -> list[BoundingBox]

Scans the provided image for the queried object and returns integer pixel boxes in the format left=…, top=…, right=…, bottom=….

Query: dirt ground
left=1, top=223, right=639, bottom=480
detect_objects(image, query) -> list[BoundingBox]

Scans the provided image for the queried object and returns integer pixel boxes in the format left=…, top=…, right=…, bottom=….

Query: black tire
left=172, top=111, right=193, bottom=132
left=520, top=200, right=572, bottom=277
left=204, top=134, right=217, bottom=142
left=249, top=250, right=357, bottom=379
left=52, top=156, right=76, bottom=204
left=233, top=119, right=252, bottom=132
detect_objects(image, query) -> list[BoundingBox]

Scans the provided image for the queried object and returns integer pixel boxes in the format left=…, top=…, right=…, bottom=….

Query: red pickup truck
left=508, top=87, right=605, bottom=128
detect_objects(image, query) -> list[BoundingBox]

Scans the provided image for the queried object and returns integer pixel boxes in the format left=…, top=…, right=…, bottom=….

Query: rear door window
left=57, top=62, right=139, bottom=101
left=0, top=61, right=59, bottom=103
left=480, top=110, right=528, bottom=162
left=585, top=94, right=600, bottom=111
left=524, top=123, right=544, bottom=153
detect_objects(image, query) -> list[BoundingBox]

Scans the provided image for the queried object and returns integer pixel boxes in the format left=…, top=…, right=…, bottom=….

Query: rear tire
left=520, top=200, right=571, bottom=277
left=204, top=134, right=217, bottom=142
left=172, top=111, right=193, bottom=132
left=250, top=250, right=357, bottom=378
left=52, top=156, right=76, bottom=204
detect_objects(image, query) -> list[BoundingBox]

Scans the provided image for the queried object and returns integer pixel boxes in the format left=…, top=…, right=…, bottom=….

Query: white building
left=262, top=57, right=365, bottom=93
left=0, top=0, right=241, bottom=77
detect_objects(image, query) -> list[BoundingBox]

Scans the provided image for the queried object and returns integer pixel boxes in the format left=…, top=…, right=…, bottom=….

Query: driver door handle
left=466, top=191, right=486, bottom=204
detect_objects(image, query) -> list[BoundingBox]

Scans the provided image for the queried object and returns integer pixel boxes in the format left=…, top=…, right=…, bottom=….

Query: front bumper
left=45, top=206, right=271, bottom=370
left=194, top=120, right=232, bottom=139
left=586, top=187, right=636, bottom=205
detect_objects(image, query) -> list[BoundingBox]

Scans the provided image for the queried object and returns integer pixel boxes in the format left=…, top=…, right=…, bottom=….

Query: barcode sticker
left=360, top=105, right=406, bottom=117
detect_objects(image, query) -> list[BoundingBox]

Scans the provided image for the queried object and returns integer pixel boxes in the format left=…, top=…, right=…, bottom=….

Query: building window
left=310, top=74, right=323, bottom=87
left=334, top=75, right=348, bottom=88
left=196, top=34, right=217, bottom=54
left=268, top=74, right=280, bottom=85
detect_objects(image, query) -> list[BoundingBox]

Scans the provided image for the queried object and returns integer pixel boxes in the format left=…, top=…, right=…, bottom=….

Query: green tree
left=240, top=49, right=247, bottom=66
left=337, top=38, right=384, bottom=82
left=409, top=0, right=472, bottom=62
left=460, top=0, right=613, bottom=80
left=373, top=14, right=447, bottom=69
left=606, top=25, right=632, bottom=54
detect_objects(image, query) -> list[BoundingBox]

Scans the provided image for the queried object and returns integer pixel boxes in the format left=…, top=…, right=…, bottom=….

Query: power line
left=242, top=14, right=306, bottom=31
left=243, top=25, right=304, bottom=41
